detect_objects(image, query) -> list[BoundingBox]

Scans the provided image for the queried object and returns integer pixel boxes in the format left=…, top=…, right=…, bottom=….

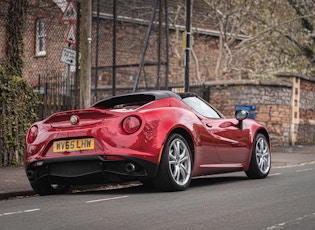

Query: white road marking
left=262, top=212, right=315, bottom=230
left=0, top=208, right=40, bottom=217
left=296, top=168, right=313, bottom=172
left=86, top=195, right=129, bottom=203
left=269, top=173, right=281, bottom=176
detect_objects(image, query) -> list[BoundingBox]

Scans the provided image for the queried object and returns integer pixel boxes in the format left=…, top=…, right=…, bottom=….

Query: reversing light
left=122, top=116, right=141, bottom=134
left=33, top=161, right=44, bottom=167
left=27, top=125, right=38, bottom=143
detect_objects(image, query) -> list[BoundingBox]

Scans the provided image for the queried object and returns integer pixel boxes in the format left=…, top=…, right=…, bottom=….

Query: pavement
left=0, top=145, right=315, bottom=200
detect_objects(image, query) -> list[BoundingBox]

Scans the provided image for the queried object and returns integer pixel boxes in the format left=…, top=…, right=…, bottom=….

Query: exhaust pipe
left=27, top=170, right=35, bottom=180
left=125, top=163, right=136, bottom=173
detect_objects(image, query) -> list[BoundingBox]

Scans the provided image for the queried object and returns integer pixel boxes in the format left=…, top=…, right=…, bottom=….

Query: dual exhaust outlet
left=26, top=162, right=137, bottom=180
left=27, top=170, right=35, bottom=180
left=125, top=162, right=136, bottom=173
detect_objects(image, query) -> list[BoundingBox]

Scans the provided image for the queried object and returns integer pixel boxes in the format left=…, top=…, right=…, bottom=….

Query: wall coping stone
left=204, top=79, right=292, bottom=88
left=276, top=72, right=315, bottom=83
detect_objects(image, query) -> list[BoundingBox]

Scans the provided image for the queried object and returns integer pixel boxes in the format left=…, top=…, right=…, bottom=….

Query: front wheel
left=246, top=133, right=271, bottom=179
left=154, top=133, right=192, bottom=191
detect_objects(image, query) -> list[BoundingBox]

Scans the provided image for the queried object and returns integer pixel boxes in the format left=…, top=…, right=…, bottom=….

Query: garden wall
left=205, top=73, right=315, bottom=146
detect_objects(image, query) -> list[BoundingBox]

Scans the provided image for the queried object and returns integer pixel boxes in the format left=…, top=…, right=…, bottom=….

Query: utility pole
left=80, top=0, right=92, bottom=108
left=184, top=0, right=191, bottom=92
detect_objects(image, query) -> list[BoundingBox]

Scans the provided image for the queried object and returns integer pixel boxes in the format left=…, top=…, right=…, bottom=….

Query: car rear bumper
left=25, top=155, right=159, bottom=185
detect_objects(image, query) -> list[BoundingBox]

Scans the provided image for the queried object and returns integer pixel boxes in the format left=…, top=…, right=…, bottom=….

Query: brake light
left=122, top=116, right=141, bottom=134
left=27, top=125, right=38, bottom=143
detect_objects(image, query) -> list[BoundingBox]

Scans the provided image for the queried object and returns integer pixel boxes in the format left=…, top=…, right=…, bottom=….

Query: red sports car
left=25, top=90, right=271, bottom=195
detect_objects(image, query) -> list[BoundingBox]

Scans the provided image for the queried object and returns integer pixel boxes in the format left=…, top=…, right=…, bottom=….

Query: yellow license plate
left=53, top=138, right=94, bottom=152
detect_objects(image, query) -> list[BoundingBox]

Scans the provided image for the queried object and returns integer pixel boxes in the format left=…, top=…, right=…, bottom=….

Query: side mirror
left=235, top=110, right=249, bottom=129
left=235, top=110, right=249, bottom=120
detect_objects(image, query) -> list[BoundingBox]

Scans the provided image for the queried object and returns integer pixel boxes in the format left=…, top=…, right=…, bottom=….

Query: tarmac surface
left=1, top=145, right=314, bottom=200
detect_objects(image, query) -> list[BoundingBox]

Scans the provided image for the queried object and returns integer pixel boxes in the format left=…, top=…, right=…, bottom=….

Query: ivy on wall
left=0, top=0, right=39, bottom=166
left=0, top=67, right=39, bottom=166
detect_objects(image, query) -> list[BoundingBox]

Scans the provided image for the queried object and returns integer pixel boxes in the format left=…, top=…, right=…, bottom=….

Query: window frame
left=35, top=18, right=47, bottom=57
left=181, top=95, right=225, bottom=119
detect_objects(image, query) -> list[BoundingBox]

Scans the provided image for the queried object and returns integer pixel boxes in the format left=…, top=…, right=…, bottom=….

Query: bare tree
left=238, top=0, right=315, bottom=78
left=195, top=0, right=314, bottom=80
left=202, top=0, right=255, bottom=80
left=5, top=0, right=28, bottom=76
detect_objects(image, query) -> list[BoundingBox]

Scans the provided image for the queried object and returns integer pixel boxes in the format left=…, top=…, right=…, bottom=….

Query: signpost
left=60, top=47, right=76, bottom=96
left=59, top=0, right=78, bottom=97
left=65, top=23, right=76, bottom=45
left=60, top=0, right=77, bottom=23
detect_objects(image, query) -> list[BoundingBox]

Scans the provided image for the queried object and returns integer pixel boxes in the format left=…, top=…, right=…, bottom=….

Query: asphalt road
left=1, top=163, right=314, bottom=230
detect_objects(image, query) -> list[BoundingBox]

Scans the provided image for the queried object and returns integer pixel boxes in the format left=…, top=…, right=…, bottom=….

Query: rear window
left=92, top=94, right=155, bottom=109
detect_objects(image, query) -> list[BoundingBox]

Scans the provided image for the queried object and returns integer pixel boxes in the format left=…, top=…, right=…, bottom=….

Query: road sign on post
left=60, top=47, right=76, bottom=66
left=66, top=23, right=76, bottom=45
left=60, top=0, right=77, bottom=23
left=59, top=0, right=78, bottom=97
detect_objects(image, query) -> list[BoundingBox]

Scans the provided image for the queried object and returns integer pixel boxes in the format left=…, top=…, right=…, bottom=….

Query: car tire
left=154, top=133, right=192, bottom=191
left=139, top=179, right=155, bottom=189
left=246, top=133, right=271, bottom=179
left=31, top=177, right=70, bottom=196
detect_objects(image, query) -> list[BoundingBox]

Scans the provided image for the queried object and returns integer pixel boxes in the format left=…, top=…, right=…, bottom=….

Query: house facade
left=13, top=0, right=226, bottom=97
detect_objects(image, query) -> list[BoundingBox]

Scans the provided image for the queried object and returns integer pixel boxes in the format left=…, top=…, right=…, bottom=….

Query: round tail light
left=122, top=116, right=141, bottom=134
left=27, top=125, right=38, bottom=143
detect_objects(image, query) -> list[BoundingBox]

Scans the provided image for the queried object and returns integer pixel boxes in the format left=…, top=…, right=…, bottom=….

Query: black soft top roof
left=92, top=90, right=183, bottom=108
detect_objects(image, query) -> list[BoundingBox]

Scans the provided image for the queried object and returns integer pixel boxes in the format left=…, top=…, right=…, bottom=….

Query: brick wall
left=18, top=0, right=222, bottom=97
left=22, top=2, right=71, bottom=95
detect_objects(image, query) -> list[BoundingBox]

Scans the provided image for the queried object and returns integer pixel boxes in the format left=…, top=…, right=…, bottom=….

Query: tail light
left=122, top=116, right=141, bottom=134
left=27, top=125, right=38, bottom=143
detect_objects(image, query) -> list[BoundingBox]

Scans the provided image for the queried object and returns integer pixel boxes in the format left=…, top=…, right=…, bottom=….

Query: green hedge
left=0, top=68, right=39, bottom=166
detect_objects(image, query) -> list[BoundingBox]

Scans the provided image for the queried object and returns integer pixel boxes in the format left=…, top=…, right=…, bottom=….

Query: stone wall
left=297, top=120, right=315, bottom=144
left=205, top=79, right=292, bottom=146
left=205, top=74, right=315, bottom=146
left=296, top=77, right=315, bottom=144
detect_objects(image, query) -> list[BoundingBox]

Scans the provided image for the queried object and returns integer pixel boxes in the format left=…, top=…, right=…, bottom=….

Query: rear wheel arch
left=170, top=128, right=195, bottom=161
left=154, top=129, right=194, bottom=191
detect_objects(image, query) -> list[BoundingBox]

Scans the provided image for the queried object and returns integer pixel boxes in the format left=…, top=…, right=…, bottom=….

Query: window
left=182, top=96, right=223, bottom=119
left=36, top=18, right=46, bottom=56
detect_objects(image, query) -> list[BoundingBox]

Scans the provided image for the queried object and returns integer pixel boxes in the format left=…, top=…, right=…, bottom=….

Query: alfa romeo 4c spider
left=25, top=90, right=271, bottom=195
